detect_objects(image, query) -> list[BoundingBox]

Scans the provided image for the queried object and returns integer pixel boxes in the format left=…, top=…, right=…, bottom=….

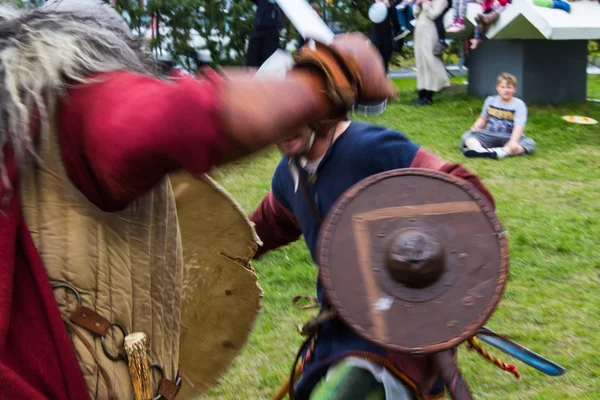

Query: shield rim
left=171, top=173, right=262, bottom=396
left=317, top=168, right=509, bottom=354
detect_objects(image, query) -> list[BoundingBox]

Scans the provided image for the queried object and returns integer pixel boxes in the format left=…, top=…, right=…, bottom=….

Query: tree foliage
left=15, top=0, right=373, bottom=68
left=115, top=0, right=256, bottom=67
left=107, top=0, right=376, bottom=68
left=14, top=1, right=600, bottom=69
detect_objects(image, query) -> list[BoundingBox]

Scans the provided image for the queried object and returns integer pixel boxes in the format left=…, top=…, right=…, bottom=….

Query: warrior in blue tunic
left=250, top=119, right=495, bottom=399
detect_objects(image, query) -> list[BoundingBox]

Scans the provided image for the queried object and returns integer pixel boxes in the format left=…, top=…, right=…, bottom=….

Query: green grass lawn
left=206, top=76, right=600, bottom=399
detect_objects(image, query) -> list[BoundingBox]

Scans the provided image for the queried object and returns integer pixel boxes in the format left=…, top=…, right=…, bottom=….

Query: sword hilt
left=353, top=100, right=388, bottom=116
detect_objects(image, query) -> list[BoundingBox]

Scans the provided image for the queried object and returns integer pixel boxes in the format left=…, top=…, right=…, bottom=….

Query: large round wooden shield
left=169, top=172, right=262, bottom=398
left=318, top=169, right=508, bottom=354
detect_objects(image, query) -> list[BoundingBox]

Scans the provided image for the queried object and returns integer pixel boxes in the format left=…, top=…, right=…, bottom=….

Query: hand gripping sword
left=273, top=0, right=388, bottom=115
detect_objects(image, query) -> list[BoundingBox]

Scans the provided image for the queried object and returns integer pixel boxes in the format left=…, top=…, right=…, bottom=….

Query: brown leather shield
left=169, top=172, right=262, bottom=398
left=318, top=169, right=508, bottom=354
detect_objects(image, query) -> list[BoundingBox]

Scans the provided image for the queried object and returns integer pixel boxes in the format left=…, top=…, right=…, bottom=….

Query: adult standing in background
left=412, top=0, right=450, bottom=105
left=247, top=0, right=283, bottom=67
left=370, top=0, right=406, bottom=73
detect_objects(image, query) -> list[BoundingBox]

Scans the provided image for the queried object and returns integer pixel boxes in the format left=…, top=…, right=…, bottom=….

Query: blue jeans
left=396, top=5, right=415, bottom=32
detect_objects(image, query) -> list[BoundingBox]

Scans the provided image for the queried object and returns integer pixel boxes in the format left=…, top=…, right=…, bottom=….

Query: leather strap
left=157, top=379, right=178, bottom=400
left=433, top=350, right=473, bottom=400
left=69, top=304, right=111, bottom=336
left=298, top=175, right=323, bottom=224
left=295, top=123, right=338, bottom=224
left=156, top=368, right=183, bottom=400
left=64, top=318, right=117, bottom=400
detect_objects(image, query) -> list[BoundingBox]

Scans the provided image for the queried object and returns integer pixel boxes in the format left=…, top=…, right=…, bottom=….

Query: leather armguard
left=293, top=41, right=361, bottom=110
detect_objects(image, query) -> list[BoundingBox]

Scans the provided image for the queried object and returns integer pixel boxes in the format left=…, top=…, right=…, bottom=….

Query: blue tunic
left=271, top=122, right=443, bottom=398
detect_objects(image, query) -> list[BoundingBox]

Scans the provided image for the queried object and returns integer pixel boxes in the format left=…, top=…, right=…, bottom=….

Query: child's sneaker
left=464, top=148, right=498, bottom=159
left=446, top=18, right=465, bottom=33
left=394, top=28, right=411, bottom=41
left=464, top=147, right=507, bottom=159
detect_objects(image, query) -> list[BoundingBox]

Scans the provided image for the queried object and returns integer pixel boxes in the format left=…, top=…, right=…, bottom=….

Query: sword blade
left=476, top=327, right=566, bottom=376
left=275, top=0, right=334, bottom=45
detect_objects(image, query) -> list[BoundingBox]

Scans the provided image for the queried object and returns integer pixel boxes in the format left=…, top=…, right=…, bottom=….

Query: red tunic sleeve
left=249, top=190, right=302, bottom=257
left=58, top=70, right=231, bottom=211
left=410, top=148, right=495, bottom=209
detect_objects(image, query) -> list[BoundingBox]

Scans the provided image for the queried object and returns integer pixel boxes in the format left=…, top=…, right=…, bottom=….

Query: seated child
left=461, top=73, right=536, bottom=159
left=470, top=0, right=510, bottom=49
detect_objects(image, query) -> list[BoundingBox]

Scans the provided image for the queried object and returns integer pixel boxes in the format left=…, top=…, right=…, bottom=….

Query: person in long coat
left=412, top=0, right=450, bottom=105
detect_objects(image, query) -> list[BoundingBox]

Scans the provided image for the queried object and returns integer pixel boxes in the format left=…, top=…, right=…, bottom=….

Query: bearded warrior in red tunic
left=0, top=1, right=396, bottom=399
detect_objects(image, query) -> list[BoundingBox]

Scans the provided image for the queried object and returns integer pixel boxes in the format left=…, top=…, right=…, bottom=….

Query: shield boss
left=318, top=169, right=508, bottom=354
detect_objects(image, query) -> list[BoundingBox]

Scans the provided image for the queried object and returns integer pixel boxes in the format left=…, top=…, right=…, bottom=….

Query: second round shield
left=318, top=169, right=509, bottom=354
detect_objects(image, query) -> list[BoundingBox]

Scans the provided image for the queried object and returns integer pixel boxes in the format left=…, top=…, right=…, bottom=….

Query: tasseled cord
left=124, top=333, right=153, bottom=400
left=467, top=337, right=521, bottom=379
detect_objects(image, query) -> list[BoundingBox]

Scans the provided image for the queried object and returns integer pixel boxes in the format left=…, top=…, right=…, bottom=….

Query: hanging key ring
left=51, top=281, right=82, bottom=305
left=100, top=321, right=128, bottom=361
left=51, top=281, right=128, bottom=362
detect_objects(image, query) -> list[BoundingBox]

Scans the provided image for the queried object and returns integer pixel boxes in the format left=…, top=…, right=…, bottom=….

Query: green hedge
left=109, top=0, right=375, bottom=68
left=12, top=1, right=600, bottom=69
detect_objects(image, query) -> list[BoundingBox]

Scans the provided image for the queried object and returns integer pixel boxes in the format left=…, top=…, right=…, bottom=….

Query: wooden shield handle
left=433, top=350, right=473, bottom=400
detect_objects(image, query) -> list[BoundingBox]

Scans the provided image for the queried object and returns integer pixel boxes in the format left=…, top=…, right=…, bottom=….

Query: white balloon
left=368, top=2, right=388, bottom=24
